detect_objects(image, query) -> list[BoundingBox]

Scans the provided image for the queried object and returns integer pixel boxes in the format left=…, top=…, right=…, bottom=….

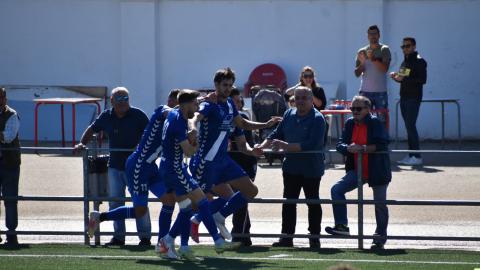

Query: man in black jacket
left=391, top=37, right=427, bottom=166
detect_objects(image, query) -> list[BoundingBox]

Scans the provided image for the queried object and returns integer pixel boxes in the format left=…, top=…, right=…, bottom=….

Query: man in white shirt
left=0, top=87, right=21, bottom=246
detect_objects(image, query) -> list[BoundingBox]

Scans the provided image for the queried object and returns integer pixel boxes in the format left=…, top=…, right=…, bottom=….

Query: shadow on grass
left=361, top=248, right=408, bottom=256
left=0, top=244, right=31, bottom=251
left=135, top=256, right=279, bottom=270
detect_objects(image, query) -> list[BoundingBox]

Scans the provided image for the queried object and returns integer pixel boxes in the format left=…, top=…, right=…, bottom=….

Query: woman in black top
left=285, top=66, right=327, bottom=111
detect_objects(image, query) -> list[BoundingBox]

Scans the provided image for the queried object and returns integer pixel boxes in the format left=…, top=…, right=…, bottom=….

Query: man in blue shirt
left=158, top=90, right=240, bottom=260
left=76, top=87, right=151, bottom=246
left=189, top=68, right=280, bottom=241
left=257, top=86, right=326, bottom=248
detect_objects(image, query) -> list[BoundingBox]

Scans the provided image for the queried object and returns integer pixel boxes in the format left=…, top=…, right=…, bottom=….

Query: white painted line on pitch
left=268, top=254, right=291, bottom=258
left=0, top=254, right=479, bottom=266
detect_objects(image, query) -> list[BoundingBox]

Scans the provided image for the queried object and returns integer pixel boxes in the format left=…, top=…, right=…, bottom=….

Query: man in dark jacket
left=391, top=37, right=427, bottom=166
left=325, top=95, right=391, bottom=250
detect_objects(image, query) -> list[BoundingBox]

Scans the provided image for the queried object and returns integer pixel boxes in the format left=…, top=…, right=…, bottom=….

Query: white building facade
left=1, top=0, right=479, bottom=140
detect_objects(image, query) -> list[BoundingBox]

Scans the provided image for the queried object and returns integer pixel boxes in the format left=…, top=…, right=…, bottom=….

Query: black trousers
left=230, top=162, right=257, bottom=241
left=281, top=173, right=322, bottom=237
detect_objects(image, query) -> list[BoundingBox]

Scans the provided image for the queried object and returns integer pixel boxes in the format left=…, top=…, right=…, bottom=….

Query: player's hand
left=272, top=139, right=287, bottom=152
left=251, top=146, right=264, bottom=157
left=187, top=130, right=198, bottom=146
left=266, top=116, right=283, bottom=128
left=204, top=92, right=217, bottom=103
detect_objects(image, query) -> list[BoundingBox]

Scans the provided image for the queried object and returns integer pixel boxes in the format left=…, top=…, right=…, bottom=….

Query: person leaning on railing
left=75, top=87, right=152, bottom=246
left=257, top=86, right=326, bottom=249
left=325, top=95, right=391, bottom=250
left=0, top=87, right=21, bottom=246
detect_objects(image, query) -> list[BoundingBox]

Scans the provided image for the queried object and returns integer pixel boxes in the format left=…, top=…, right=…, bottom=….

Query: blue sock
left=169, top=205, right=192, bottom=240
left=219, top=192, right=248, bottom=218
left=102, top=206, right=135, bottom=221
left=158, top=205, right=174, bottom=241
left=180, top=207, right=192, bottom=247
left=197, top=198, right=220, bottom=241
left=193, top=197, right=227, bottom=223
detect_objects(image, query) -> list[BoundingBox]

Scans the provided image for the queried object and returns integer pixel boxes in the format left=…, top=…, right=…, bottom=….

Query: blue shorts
left=189, top=155, right=248, bottom=192
left=125, top=155, right=165, bottom=207
left=159, top=162, right=199, bottom=196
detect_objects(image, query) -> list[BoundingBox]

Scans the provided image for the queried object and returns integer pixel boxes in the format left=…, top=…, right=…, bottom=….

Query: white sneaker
left=213, top=212, right=232, bottom=240
left=397, top=155, right=411, bottom=165
left=178, top=246, right=199, bottom=261
left=87, top=211, right=100, bottom=238
left=402, top=156, right=423, bottom=166
left=158, top=236, right=178, bottom=259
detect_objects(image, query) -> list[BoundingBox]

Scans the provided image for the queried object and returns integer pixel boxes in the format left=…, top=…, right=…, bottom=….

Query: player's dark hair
left=178, top=89, right=200, bottom=104
left=214, top=67, right=236, bottom=84
left=230, top=87, right=240, bottom=97
left=368, top=25, right=380, bottom=34
left=403, top=37, right=416, bottom=46
left=169, top=89, right=181, bottom=100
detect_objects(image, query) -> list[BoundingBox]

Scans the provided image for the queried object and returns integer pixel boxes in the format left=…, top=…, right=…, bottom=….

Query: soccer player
left=158, top=89, right=239, bottom=260
left=189, top=67, right=281, bottom=242
left=87, top=104, right=176, bottom=249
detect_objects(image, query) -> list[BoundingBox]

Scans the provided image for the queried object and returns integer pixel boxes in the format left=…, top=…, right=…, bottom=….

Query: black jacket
left=336, top=114, right=391, bottom=187
left=398, top=51, right=427, bottom=100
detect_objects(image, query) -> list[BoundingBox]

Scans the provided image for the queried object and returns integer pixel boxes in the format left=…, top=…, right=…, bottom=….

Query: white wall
left=1, top=0, right=479, bottom=140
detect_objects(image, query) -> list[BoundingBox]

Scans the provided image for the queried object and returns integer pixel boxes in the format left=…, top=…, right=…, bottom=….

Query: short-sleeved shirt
left=194, top=98, right=239, bottom=162
left=356, top=44, right=391, bottom=93
left=160, top=108, right=188, bottom=170
left=90, top=107, right=148, bottom=170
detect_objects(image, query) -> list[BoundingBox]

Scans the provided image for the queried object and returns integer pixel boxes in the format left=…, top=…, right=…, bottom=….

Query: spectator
left=258, top=86, right=326, bottom=248
left=75, top=87, right=151, bottom=246
left=355, top=25, right=391, bottom=125
left=325, top=95, right=391, bottom=250
left=228, top=88, right=258, bottom=247
left=391, top=37, right=427, bottom=166
left=0, top=87, right=21, bottom=246
left=286, top=66, right=327, bottom=111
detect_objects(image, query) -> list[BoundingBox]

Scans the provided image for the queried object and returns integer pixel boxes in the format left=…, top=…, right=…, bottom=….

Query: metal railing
left=1, top=147, right=480, bottom=249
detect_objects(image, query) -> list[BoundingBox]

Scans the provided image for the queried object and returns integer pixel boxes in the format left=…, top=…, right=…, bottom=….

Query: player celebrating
left=158, top=89, right=239, bottom=260
left=189, top=67, right=281, bottom=242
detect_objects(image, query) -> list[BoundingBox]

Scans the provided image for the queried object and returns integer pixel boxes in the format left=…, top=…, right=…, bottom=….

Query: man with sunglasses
left=391, top=37, right=427, bottom=166
left=355, top=25, right=391, bottom=126
left=325, top=95, right=391, bottom=250
left=76, top=87, right=151, bottom=246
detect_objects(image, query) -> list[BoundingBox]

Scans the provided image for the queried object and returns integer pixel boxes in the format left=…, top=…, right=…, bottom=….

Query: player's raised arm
left=233, top=114, right=282, bottom=131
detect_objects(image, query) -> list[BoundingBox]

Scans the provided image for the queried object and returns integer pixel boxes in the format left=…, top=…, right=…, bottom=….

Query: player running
left=189, top=67, right=281, bottom=242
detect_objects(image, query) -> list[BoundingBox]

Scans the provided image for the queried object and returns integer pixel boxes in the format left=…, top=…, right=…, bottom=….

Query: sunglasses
left=350, top=106, right=366, bottom=112
left=221, top=83, right=233, bottom=87
left=114, top=95, right=129, bottom=102
left=401, top=44, right=412, bottom=49
left=303, top=74, right=314, bottom=79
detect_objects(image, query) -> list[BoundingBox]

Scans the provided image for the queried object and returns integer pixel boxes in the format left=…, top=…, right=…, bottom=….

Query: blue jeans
left=0, top=164, right=20, bottom=233
left=359, top=91, right=389, bottom=125
left=331, top=170, right=389, bottom=244
left=400, top=98, right=421, bottom=158
left=108, top=168, right=151, bottom=241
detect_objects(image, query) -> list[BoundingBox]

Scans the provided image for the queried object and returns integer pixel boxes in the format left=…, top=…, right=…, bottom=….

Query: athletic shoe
left=309, top=238, right=321, bottom=249
left=371, top=242, right=385, bottom=250
left=178, top=246, right=199, bottom=261
left=190, top=220, right=200, bottom=243
left=402, top=156, right=423, bottom=166
left=272, top=239, right=293, bottom=247
left=325, top=224, right=350, bottom=236
left=159, top=236, right=178, bottom=259
left=104, top=237, right=125, bottom=246
left=397, top=155, right=411, bottom=165
left=138, top=238, right=151, bottom=246
left=213, top=212, right=232, bottom=240
left=214, top=239, right=242, bottom=254
left=87, top=211, right=101, bottom=238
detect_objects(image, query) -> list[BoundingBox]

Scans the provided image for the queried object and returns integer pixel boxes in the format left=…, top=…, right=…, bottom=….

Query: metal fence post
left=357, top=152, right=364, bottom=250
left=82, top=148, right=90, bottom=245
